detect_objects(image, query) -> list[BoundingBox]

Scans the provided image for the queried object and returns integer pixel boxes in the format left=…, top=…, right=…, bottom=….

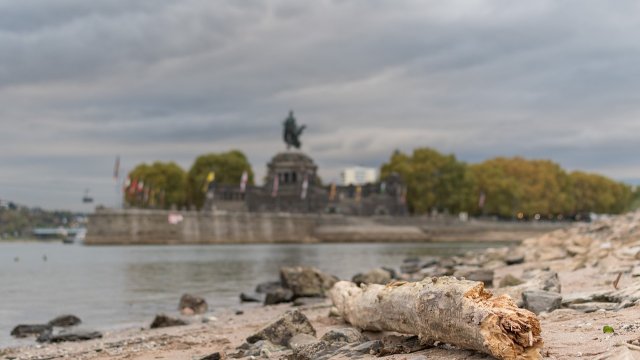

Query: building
left=340, top=166, right=378, bottom=186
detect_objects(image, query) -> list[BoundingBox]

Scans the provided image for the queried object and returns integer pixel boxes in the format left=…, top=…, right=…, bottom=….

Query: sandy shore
left=4, top=213, right=640, bottom=360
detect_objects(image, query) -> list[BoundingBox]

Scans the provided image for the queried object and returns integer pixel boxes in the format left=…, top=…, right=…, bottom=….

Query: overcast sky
left=1, top=0, right=639, bottom=211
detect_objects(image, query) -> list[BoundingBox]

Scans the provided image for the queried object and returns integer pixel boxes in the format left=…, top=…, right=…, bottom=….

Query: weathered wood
left=329, top=277, right=542, bottom=360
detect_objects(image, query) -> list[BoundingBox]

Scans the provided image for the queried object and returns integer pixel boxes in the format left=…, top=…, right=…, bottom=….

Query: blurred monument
left=215, top=111, right=407, bottom=215
left=283, top=110, right=306, bottom=149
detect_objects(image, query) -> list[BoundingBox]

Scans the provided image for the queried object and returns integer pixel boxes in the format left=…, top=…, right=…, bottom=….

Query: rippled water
left=0, top=241, right=511, bottom=348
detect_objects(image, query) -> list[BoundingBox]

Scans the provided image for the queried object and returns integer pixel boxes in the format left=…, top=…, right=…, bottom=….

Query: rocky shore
left=5, top=212, right=640, bottom=359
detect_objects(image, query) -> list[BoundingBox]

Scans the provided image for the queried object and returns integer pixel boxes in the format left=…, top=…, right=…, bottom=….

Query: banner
left=271, top=174, right=279, bottom=197
left=301, top=173, right=309, bottom=199
left=240, top=171, right=248, bottom=193
left=329, top=182, right=337, bottom=201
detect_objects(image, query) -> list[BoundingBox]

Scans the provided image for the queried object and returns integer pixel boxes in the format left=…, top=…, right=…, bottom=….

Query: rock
left=292, top=340, right=329, bottom=360
left=352, top=268, right=392, bottom=285
left=10, top=324, right=52, bottom=338
left=403, top=256, right=420, bottom=263
left=328, top=307, right=341, bottom=317
left=200, top=352, right=223, bottom=360
left=37, top=329, right=102, bottom=343
left=179, top=293, right=208, bottom=315
left=499, top=274, right=524, bottom=287
left=240, top=292, right=262, bottom=303
left=264, top=287, right=294, bottom=305
left=288, top=333, right=320, bottom=349
left=454, top=268, right=494, bottom=287
left=232, top=340, right=288, bottom=358
left=246, top=309, right=316, bottom=346
left=420, top=256, right=439, bottom=268
left=280, top=266, right=338, bottom=298
left=400, top=262, right=421, bottom=274
left=320, top=328, right=366, bottom=344
left=255, top=281, right=282, bottom=294
left=181, top=307, right=195, bottom=316
left=48, top=314, right=82, bottom=327
left=632, top=266, right=640, bottom=277
left=567, top=302, right=619, bottom=313
left=351, top=340, right=382, bottom=354
left=522, top=290, right=563, bottom=314
left=235, top=310, right=244, bottom=315
left=376, top=335, right=429, bottom=356
left=505, top=253, right=525, bottom=265
left=150, top=314, right=188, bottom=329
left=381, top=266, right=398, bottom=279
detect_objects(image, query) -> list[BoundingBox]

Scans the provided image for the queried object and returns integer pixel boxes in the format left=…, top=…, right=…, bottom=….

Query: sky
left=1, top=0, right=639, bottom=211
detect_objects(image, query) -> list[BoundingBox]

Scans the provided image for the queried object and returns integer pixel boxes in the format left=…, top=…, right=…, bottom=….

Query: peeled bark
left=329, top=277, right=542, bottom=360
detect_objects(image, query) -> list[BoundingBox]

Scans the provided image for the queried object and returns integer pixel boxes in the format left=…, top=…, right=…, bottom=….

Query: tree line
left=381, top=148, right=638, bottom=218
left=124, top=150, right=253, bottom=209
left=126, top=147, right=638, bottom=217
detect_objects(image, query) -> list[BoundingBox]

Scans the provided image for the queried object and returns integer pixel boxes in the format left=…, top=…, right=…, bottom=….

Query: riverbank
left=86, top=208, right=565, bottom=245
left=6, top=212, right=640, bottom=359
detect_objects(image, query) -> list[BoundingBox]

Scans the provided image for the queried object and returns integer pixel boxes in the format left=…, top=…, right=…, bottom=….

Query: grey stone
left=10, top=324, right=52, bottom=338
left=288, top=333, right=319, bottom=350
left=522, top=290, right=562, bottom=314
left=377, top=335, right=429, bottom=356
left=352, top=268, right=392, bottom=285
left=351, top=340, right=382, bottom=354
left=48, top=314, right=82, bottom=327
left=499, top=274, right=524, bottom=287
left=240, top=292, right=262, bottom=303
left=256, top=281, right=282, bottom=294
left=505, top=253, right=525, bottom=265
left=264, top=287, right=294, bottom=305
left=178, top=293, right=208, bottom=315
left=400, top=262, right=421, bottom=274
left=37, top=329, right=102, bottom=343
left=199, top=352, right=223, bottom=360
left=232, top=340, right=288, bottom=358
left=320, top=328, right=366, bottom=344
left=149, top=314, right=188, bottom=329
left=454, top=268, right=494, bottom=287
left=280, top=266, right=338, bottom=298
left=567, top=302, right=619, bottom=313
left=247, top=309, right=316, bottom=346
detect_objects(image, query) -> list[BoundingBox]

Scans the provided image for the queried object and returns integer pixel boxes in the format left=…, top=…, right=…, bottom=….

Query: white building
left=340, top=166, right=378, bottom=186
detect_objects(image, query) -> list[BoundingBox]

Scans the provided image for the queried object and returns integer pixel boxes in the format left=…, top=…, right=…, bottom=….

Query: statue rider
left=283, top=110, right=306, bottom=149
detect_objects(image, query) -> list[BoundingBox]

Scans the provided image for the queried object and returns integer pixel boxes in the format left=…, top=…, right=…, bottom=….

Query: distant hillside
left=0, top=203, right=86, bottom=239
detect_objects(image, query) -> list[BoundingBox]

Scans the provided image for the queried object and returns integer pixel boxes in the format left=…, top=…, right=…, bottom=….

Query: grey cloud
left=1, top=0, right=639, bottom=210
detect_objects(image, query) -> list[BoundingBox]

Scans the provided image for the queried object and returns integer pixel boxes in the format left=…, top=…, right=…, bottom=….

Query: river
left=0, top=241, right=512, bottom=348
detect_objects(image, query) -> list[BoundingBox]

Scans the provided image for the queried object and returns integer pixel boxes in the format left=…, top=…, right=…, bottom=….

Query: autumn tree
left=381, top=148, right=474, bottom=214
left=570, top=171, right=633, bottom=214
left=125, top=162, right=187, bottom=209
left=187, top=150, right=254, bottom=209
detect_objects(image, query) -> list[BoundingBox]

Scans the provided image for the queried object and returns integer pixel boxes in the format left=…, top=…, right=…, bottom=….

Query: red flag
left=129, top=178, right=138, bottom=195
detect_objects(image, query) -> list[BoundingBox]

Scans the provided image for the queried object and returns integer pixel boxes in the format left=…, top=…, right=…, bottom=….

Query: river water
left=0, top=241, right=511, bottom=348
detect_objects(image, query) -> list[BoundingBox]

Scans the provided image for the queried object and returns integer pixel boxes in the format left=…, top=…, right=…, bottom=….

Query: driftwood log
left=329, top=277, right=542, bottom=360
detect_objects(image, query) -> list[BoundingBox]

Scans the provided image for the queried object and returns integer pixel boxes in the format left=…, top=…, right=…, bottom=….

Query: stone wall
left=85, top=209, right=566, bottom=245
left=85, top=209, right=324, bottom=245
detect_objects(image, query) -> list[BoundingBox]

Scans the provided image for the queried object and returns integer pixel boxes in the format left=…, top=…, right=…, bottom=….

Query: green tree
left=381, top=148, right=474, bottom=214
left=125, top=162, right=187, bottom=209
left=187, top=150, right=254, bottom=209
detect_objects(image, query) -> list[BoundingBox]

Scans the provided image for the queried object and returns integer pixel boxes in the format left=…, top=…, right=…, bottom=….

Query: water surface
left=0, top=241, right=510, bottom=347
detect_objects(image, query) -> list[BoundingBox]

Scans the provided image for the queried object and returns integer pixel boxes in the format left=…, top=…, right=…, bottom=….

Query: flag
left=113, top=156, right=120, bottom=181
left=203, top=171, right=215, bottom=193
left=478, top=191, right=486, bottom=209
left=355, top=185, right=362, bottom=202
left=129, top=178, right=138, bottom=195
left=301, top=173, right=309, bottom=199
left=271, top=175, right=279, bottom=197
left=240, top=171, right=248, bottom=193
left=380, top=181, right=386, bottom=194
left=329, top=182, right=337, bottom=201
left=138, top=180, right=144, bottom=192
